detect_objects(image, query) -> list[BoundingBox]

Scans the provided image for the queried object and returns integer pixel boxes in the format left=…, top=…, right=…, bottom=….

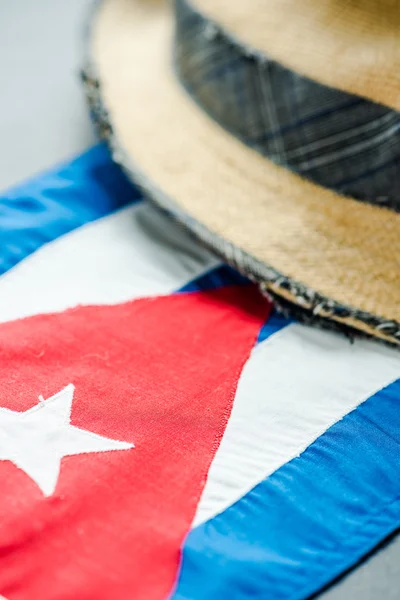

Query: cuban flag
left=0, top=143, right=399, bottom=600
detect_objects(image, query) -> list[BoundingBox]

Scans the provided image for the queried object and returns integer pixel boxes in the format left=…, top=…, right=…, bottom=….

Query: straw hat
left=82, top=0, right=400, bottom=345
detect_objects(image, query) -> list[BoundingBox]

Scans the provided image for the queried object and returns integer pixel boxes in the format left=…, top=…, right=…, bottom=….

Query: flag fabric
left=0, top=144, right=399, bottom=600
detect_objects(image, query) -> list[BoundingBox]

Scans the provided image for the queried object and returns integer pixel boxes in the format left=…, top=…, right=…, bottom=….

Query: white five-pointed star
left=0, top=384, right=133, bottom=496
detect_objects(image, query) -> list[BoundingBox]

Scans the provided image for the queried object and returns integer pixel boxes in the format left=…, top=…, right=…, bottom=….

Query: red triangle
left=0, top=286, right=270, bottom=600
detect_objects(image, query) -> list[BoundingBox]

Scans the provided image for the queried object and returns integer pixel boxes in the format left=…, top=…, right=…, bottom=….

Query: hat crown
left=175, top=0, right=400, bottom=211
left=86, top=0, right=400, bottom=345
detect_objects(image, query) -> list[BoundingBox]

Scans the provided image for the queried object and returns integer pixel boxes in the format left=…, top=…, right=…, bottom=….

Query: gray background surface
left=0, top=1, right=398, bottom=598
left=0, top=0, right=94, bottom=189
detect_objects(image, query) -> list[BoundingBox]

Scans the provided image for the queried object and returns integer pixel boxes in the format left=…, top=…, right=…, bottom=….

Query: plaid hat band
left=175, top=0, right=400, bottom=212
left=84, top=0, right=400, bottom=346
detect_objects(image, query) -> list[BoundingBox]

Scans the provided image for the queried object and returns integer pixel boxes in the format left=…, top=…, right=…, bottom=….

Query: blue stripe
left=247, top=98, right=363, bottom=145
left=203, top=58, right=243, bottom=84
left=3, top=145, right=397, bottom=600
left=0, top=143, right=282, bottom=344
left=172, top=379, right=400, bottom=600
left=257, top=310, right=292, bottom=343
left=180, top=265, right=248, bottom=292
left=335, top=153, right=400, bottom=190
left=0, top=143, right=140, bottom=274
left=0, top=144, right=280, bottom=342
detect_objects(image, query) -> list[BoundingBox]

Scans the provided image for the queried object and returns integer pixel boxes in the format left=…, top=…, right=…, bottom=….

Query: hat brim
left=84, top=0, right=400, bottom=345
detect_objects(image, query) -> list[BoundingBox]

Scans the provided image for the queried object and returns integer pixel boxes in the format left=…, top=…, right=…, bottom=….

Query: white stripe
left=296, top=120, right=400, bottom=172
left=0, top=201, right=220, bottom=323
left=193, top=323, right=400, bottom=527
left=286, top=111, right=395, bottom=160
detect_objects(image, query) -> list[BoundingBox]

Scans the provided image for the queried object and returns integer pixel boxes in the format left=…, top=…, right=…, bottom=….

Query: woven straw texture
left=195, top=0, right=400, bottom=110
left=175, top=0, right=400, bottom=211
left=87, top=0, right=400, bottom=344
